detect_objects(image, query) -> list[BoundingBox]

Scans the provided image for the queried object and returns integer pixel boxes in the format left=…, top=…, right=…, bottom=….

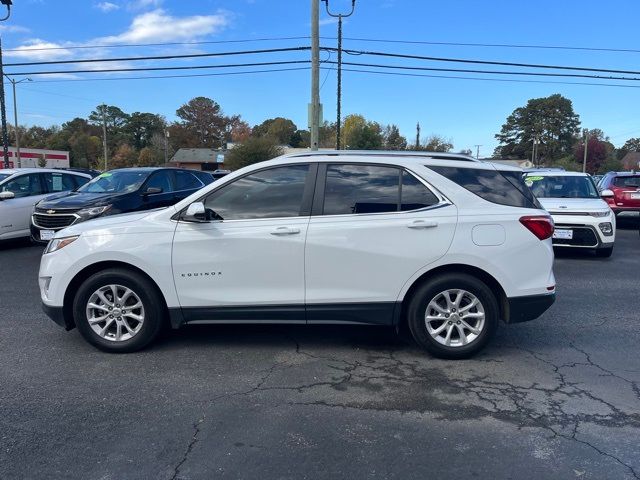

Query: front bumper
left=506, top=293, right=555, bottom=324
left=41, top=302, right=74, bottom=330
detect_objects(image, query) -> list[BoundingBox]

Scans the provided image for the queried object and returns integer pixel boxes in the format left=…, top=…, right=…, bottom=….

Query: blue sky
left=3, top=0, right=640, bottom=156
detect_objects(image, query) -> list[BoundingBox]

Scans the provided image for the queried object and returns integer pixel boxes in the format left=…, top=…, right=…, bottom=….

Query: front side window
left=525, top=175, right=599, bottom=199
left=43, top=172, right=77, bottom=193
left=1, top=173, right=43, bottom=198
left=204, top=164, right=309, bottom=220
left=145, top=171, right=173, bottom=193
left=323, top=164, right=401, bottom=215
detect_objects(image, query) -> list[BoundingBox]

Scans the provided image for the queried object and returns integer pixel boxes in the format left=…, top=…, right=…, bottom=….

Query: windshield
left=0, top=173, right=11, bottom=183
left=525, top=175, right=599, bottom=199
left=77, top=171, right=148, bottom=194
left=613, top=176, right=640, bottom=188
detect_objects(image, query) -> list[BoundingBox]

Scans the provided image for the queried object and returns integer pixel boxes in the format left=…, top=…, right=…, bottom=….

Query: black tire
left=595, top=246, right=614, bottom=258
left=73, top=268, right=165, bottom=353
left=406, top=273, right=499, bottom=359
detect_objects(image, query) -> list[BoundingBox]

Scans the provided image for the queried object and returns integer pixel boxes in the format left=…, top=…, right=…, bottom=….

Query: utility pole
left=415, top=122, right=421, bottom=149
left=310, top=0, right=320, bottom=151
left=531, top=135, right=540, bottom=168
left=164, top=129, right=169, bottom=165
left=582, top=129, right=589, bottom=173
left=322, top=0, right=356, bottom=150
left=6, top=76, right=31, bottom=168
left=101, top=105, right=108, bottom=171
left=0, top=1, right=11, bottom=169
left=474, top=144, right=482, bottom=159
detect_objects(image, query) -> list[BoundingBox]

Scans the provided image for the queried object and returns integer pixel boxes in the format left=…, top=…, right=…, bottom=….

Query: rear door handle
left=270, top=226, right=301, bottom=236
left=407, top=220, right=438, bottom=229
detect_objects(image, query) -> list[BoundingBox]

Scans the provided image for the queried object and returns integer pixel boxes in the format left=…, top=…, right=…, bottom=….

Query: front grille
left=553, top=225, right=598, bottom=247
left=33, top=213, right=77, bottom=229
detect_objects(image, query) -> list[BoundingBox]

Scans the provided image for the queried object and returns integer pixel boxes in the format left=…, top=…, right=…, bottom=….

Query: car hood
left=538, top=197, right=609, bottom=213
left=55, top=210, right=161, bottom=238
left=37, top=191, right=128, bottom=209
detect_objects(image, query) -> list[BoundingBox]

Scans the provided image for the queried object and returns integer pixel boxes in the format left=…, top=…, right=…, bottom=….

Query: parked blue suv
left=31, top=167, right=213, bottom=242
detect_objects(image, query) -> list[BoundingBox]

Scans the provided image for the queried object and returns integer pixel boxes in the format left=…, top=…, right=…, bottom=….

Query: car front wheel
left=407, top=273, right=499, bottom=359
left=73, top=268, right=164, bottom=353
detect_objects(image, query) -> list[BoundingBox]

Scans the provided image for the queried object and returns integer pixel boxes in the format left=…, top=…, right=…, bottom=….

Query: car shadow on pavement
left=0, top=238, right=43, bottom=251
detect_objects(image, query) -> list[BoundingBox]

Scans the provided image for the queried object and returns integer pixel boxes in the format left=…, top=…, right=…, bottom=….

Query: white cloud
left=95, top=2, right=120, bottom=12
left=319, top=18, right=339, bottom=26
left=4, top=40, right=74, bottom=61
left=99, top=9, right=230, bottom=44
left=0, top=25, right=31, bottom=33
left=127, top=0, right=163, bottom=10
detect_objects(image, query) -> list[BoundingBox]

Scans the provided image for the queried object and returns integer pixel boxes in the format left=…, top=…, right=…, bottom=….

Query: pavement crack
left=170, top=414, right=205, bottom=480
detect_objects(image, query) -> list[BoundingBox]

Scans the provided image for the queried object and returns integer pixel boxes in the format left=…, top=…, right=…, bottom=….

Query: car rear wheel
left=73, top=268, right=164, bottom=353
left=407, top=273, right=498, bottom=359
left=595, top=246, right=614, bottom=258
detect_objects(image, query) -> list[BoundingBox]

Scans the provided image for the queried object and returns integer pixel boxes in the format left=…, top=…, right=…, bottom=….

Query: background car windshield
left=0, top=173, right=11, bottom=182
left=526, top=175, right=599, bottom=198
left=613, top=176, right=640, bottom=188
left=78, top=171, right=148, bottom=193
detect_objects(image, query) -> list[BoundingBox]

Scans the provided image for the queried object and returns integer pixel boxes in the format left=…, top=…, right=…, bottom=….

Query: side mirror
left=144, top=187, right=163, bottom=195
left=183, top=202, right=209, bottom=223
left=600, top=189, right=614, bottom=198
left=0, top=191, right=15, bottom=201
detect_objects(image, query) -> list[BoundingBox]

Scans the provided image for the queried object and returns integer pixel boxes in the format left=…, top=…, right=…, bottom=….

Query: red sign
left=0, top=161, right=14, bottom=169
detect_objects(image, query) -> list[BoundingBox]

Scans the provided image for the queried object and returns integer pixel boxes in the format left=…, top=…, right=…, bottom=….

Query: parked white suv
left=39, top=152, right=556, bottom=358
left=524, top=170, right=615, bottom=257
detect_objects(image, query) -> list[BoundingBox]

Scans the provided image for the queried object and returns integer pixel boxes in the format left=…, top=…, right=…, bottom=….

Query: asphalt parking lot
left=1, top=216, right=639, bottom=480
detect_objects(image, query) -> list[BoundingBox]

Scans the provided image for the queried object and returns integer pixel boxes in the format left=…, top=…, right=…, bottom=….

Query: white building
left=0, top=147, right=70, bottom=169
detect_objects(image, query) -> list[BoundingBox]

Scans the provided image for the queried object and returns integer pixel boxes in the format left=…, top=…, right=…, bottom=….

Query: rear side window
left=323, top=164, right=400, bottom=215
left=430, top=166, right=541, bottom=209
left=401, top=171, right=439, bottom=210
left=175, top=170, right=203, bottom=191
left=613, top=176, right=640, bottom=188
left=43, top=172, right=76, bottom=192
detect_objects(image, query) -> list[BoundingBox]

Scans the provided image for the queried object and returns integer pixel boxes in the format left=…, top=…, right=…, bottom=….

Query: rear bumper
left=41, top=302, right=74, bottom=330
left=506, top=293, right=555, bottom=324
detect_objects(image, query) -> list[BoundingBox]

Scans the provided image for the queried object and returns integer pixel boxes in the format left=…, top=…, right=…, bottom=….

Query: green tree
left=110, top=143, right=138, bottom=169
left=224, top=137, right=283, bottom=171
left=495, top=94, right=580, bottom=161
left=343, top=114, right=383, bottom=150
left=422, top=134, right=453, bottom=152
left=383, top=124, right=407, bottom=150
left=319, top=122, right=336, bottom=148
left=176, top=97, right=227, bottom=148
left=252, top=117, right=297, bottom=145
left=89, top=104, right=129, bottom=133
left=138, top=146, right=163, bottom=166
left=125, top=112, right=164, bottom=150
left=616, top=137, right=640, bottom=160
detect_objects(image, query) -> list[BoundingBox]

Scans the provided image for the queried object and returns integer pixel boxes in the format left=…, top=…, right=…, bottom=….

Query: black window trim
left=310, top=161, right=450, bottom=218
left=173, top=162, right=318, bottom=222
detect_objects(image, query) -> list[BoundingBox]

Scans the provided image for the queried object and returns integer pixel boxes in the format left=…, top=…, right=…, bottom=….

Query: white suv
left=39, top=152, right=556, bottom=359
left=524, top=170, right=615, bottom=257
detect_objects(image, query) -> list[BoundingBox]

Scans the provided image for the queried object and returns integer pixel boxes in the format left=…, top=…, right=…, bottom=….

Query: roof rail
left=280, top=150, right=480, bottom=162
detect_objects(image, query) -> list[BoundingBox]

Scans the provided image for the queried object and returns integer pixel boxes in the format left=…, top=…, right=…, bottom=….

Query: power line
left=340, top=37, right=640, bottom=54
left=28, top=67, right=311, bottom=83
left=4, top=46, right=311, bottom=67
left=4, top=37, right=312, bottom=52
left=335, top=47, right=640, bottom=76
left=332, top=66, right=640, bottom=89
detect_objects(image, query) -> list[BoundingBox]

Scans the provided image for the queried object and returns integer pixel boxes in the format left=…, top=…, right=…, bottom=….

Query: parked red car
left=597, top=172, right=640, bottom=214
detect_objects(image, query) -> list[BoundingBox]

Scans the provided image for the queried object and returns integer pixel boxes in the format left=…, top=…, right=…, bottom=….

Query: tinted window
left=145, top=171, right=173, bottom=193
left=175, top=170, right=203, bottom=191
left=204, top=164, right=309, bottom=220
left=0, top=173, right=11, bottom=182
left=401, top=171, right=439, bottom=210
left=525, top=175, right=599, bottom=199
left=613, top=175, right=640, bottom=188
left=73, top=175, right=91, bottom=188
left=324, top=164, right=400, bottom=215
left=43, top=172, right=77, bottom=193
left=431, top=166, right=541, bottom=209
left=1, top=173, right=43, bottom=198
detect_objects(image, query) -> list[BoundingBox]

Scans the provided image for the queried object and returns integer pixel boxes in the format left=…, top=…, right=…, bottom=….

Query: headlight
left=77, top=205, right=111, bottom=219
left=45, top=235, right=79, bottom=254
left=589, top=211, right=610, bottom=217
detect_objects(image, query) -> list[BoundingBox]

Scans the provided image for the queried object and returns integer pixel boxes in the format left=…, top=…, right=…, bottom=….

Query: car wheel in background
left=73, top=268, right=165, bottom=353
left=407, top=273, right=499, bottom=359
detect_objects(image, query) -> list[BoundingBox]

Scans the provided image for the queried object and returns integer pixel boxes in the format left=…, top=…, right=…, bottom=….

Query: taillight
left=519, top=215, right=554, bottom=240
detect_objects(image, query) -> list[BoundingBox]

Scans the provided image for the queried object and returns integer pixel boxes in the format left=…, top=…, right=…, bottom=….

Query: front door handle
left=270, top=226, right=301, bottom=236
left=407, top=220, right=438, bottom=229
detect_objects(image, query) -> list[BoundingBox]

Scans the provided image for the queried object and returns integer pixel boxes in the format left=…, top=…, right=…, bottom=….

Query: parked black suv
left=31, top=167, right=213, bottom=242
